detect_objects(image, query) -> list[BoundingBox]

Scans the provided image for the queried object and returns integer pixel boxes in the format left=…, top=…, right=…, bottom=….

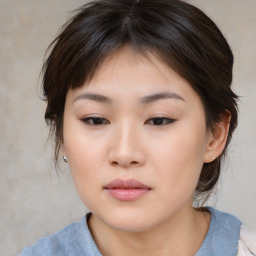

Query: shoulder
left=197, top=207, right=242, bottom=256
left=208, top=206, right=242, bottom=241
left=237, top=225, right=256, bottom=256
left=18, top=217, right=85, bottom=256
left=208, top=207, right=242, bottom=227
left=205, top=207, right=256, bottom=256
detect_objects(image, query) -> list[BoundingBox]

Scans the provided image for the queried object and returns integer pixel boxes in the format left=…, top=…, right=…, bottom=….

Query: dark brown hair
left=42, top=0, right=238, bottom=201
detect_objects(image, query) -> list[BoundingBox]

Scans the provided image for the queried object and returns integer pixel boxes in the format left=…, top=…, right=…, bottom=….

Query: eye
left=146, top=117, right=175, bottom=126
left=81, top=117, right=110, bottom=126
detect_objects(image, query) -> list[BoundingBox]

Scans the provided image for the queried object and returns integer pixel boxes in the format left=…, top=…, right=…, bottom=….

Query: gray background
left=0, top=1, right=255, bottom=255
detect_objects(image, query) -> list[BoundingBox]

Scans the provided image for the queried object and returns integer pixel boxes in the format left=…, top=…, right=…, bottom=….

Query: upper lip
left=104, top=179, right=151, bottom=190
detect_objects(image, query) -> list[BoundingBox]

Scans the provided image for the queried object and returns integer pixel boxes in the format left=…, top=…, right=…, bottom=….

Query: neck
left=88, top=205, right=210, bottom=256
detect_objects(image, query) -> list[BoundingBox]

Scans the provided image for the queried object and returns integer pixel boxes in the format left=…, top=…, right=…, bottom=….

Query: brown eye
left=146, top=117, right=175, bottom=126
left=82, top=117, right=110, bottom=125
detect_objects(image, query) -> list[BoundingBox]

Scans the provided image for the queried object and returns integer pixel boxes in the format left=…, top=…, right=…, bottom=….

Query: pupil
left=154, top=118, right=163, bottom=125
left=94, top=118, right=102, bottom=124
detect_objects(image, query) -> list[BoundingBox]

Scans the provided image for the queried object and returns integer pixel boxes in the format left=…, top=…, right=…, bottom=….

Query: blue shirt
left=19, top=207, right=242, bottom=256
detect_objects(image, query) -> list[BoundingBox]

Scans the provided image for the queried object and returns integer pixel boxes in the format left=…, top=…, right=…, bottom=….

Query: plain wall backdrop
left=0, top=1, right=255, bottom=255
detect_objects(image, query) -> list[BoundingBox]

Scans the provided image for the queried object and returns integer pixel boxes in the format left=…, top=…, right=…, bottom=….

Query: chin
left=95, top=209, right=160, bottom=233
left=109, top=219, right=155, bottom=233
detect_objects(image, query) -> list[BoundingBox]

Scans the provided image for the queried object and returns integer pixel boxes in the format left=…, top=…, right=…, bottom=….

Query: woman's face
left=62, top=45, right=213, bottom=232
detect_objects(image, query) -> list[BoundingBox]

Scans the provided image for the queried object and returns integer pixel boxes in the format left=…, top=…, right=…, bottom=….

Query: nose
left=108, top=124, right=146, bottom=168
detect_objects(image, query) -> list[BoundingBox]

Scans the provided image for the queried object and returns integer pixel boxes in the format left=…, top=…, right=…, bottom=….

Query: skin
left=62, top=45, right=230, bottom=256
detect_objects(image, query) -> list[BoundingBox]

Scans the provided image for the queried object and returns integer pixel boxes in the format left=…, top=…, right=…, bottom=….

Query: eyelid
left=145, top=116, right=176, bottom=126
left=81, top=116, right=110, bottom=125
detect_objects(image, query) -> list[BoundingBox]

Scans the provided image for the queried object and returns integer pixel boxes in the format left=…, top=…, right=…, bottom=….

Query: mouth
left=104, top=179, right=152, bottom=202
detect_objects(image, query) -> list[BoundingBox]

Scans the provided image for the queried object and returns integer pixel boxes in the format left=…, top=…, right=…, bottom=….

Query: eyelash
left=81, top=117, right=176, bottom=126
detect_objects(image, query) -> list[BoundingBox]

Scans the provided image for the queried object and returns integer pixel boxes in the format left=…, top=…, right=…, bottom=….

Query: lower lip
left=105, top=189, right=150, bottom=201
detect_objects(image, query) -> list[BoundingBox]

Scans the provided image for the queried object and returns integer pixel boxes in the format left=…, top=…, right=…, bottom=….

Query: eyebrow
left=139, top=92, right=185, bottom=104
left=73, top=93, right=113, bottom=104
left=73, top=92, right=185, bottom=104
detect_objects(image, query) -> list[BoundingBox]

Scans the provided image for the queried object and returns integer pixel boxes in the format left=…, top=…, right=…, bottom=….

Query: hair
left=42, top=0, right=238, bottom=203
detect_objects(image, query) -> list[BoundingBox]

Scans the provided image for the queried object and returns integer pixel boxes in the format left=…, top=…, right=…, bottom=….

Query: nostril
left=111, top=160, right=139, bottom=167
left=111, top=161, right=118, bottom=166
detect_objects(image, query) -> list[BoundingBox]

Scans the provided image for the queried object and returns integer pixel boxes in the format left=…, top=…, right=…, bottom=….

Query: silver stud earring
left=63, top=156, right=68, bottom=163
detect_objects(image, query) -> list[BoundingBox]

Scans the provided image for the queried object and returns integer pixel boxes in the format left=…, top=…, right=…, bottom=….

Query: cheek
left=149, top=124, right=206, bottom=195
left=64, top=138, right=106, bottom=209
left=64, top=120, right=107, bottom=165
left=63, top=127, right=108, bottom=191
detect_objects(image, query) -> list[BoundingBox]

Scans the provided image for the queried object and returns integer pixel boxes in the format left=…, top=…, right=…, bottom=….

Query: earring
left=63, top=156, right=68, bottom=163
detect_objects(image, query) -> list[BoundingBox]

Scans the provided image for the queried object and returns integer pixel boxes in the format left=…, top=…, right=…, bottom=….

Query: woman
left=20, top=0, right=255, bottom=255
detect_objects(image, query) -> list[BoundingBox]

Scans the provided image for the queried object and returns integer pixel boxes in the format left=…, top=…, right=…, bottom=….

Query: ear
left=204, top=111, right=231, bottom=163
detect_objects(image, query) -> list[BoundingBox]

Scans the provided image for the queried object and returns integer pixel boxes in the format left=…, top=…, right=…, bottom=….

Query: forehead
left=92, top=45, right=175, bottom=82
left=77, top=45, right=192, bottom=94
left=66, top=44, right=204, bottom=112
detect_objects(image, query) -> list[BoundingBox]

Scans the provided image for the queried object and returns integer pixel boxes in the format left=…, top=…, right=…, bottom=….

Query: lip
left=104, top=179, right=151, bottom=202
